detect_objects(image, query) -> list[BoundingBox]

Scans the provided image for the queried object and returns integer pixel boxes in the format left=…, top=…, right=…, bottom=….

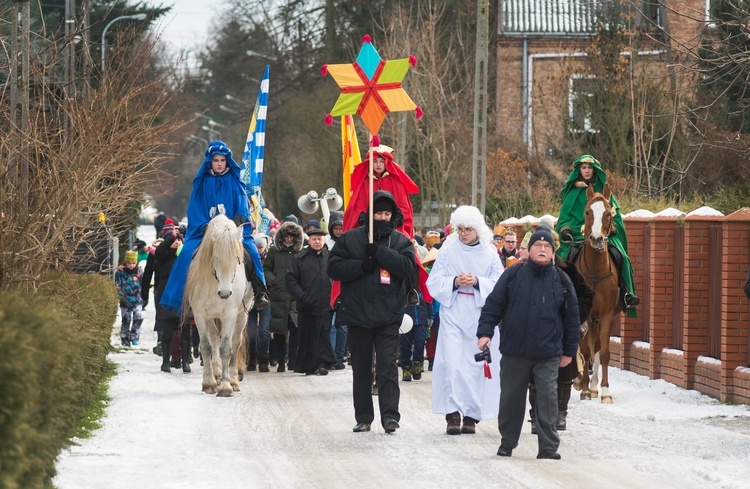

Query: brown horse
left=572, top=184, right=621, bottom=404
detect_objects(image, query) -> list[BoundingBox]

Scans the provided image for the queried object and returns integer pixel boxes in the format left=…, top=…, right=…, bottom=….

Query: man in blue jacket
left=477, top=228, right=579, bottom=460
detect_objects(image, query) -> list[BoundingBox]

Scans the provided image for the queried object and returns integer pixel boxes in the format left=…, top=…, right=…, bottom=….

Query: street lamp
left=101, top=13, right=148, bottom=76
left=246, top=49, right=277, bottom=61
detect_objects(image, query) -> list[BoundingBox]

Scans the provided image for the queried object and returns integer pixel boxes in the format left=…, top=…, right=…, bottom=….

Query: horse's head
left=205, top=214, right=245, bottom=299
left=584, top=184, right=615, bottom=252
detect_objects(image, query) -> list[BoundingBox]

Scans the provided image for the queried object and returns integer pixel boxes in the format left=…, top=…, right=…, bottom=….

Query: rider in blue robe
left=160, top=141, right=268, bottom=311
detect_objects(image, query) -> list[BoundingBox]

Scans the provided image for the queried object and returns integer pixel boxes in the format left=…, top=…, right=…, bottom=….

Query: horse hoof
left=601, top=395, right=613, bottom=404
left=202, top=385, right=217, bottom=394
left=231, top=384, right=240, bottom=391
left=572, top=378, right=582, bottom=391
left=216, top=390, right=233, bottom=397
left=581, top=393, right=591, bottom=401
left=591, top=390, right=599, bottom=399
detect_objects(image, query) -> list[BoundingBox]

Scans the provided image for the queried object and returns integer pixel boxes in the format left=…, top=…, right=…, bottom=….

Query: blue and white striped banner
left=242, top=65, right=269, bottom=192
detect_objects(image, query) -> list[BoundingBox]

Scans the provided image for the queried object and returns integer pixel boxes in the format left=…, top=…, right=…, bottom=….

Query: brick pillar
left=682, top=216, right=715, bottom=389
left=620, top=217, right=649, bottom=370
left=648, top=217, right=679, bottom=379
left=721, top=209, right=750, bottom=402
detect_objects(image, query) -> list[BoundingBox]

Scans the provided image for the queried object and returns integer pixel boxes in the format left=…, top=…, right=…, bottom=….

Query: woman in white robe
left=427, top=206, right=504, bottom=435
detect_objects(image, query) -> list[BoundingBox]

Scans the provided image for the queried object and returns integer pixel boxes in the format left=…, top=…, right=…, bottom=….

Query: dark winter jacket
left=265, top=221, right=303, bottom=334
left=477, top=258, right=580, bottom=359
left=327, top=223, right=415, bottom=328
left=286, top=247, right=331, bottom=317
left=144, top=235, right=181, bottom=329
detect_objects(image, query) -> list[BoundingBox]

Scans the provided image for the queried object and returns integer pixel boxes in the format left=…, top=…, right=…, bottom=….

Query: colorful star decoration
left=322, top=35, right=423, bottom=140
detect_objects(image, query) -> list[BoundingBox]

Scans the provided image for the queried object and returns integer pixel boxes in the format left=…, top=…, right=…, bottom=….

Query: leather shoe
left=383, top=418, right=400, bottom=434
left=537, top=451, right=561, bottom=460
left=353, top=423, right=371, bottom=432
left=496, top=446, right=513, bottom=457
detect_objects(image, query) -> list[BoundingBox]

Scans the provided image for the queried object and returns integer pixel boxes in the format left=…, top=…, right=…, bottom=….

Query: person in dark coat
left=400, top=292, right=430, bottom=382
left=264, top=220, right=304, bottom=372
left=527, top=218, right=596, bottom=433
left=477, top=228, right=580, bottom=460
left=143, top=228, right=191, bottom=373
left=286, top=223, right=335, bottom=375
left=327, top=190, right=416, bottom=434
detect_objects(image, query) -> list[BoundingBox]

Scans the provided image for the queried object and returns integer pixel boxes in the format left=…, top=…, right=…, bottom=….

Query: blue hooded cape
left=160, top=141, right=265, bottom=310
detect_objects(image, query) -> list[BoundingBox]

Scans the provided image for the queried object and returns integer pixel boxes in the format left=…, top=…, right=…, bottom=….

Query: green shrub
left=0, top=272, right=117, bottom=489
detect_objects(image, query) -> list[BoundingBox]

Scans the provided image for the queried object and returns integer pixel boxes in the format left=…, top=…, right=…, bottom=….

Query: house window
left=568, top=74, right=599, bottom=134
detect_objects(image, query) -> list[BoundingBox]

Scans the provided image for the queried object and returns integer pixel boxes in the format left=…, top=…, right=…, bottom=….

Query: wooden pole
left=368, top=135, right=374, bottom=243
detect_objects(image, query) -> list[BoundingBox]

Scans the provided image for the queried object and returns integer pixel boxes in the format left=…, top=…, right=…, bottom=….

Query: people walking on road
left=286, top=223, right=335, bottom=375
left=328, top=191, right=415, bottom=434
left=246, top=233, right=272, bottom=372
left=265, top=220, right=304, bottom=372
left=115, top=250, right=144, bottom=347
left=426, top=206, right=503, bottom=435
left=477, top=228, right=580, bottom=460
left=400, top=293, right=430, bottom=382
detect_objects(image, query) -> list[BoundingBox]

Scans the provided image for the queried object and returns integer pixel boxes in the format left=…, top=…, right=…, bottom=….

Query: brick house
left=495, top=0, right=710, bottom=156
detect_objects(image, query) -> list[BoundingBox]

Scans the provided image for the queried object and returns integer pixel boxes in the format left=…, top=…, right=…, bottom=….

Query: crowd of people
left=119, top=141, right=640, bottom=460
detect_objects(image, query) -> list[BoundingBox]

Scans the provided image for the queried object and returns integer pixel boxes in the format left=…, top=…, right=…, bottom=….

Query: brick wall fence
left=502, top=208, right=750, bottom=404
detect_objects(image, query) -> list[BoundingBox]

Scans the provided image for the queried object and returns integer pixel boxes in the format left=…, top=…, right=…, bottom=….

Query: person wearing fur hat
left=556, top=154, right=638, bottom=316
left=426, top=205, right=504, bottom=436
left=264, top=220, right=304, bottom=372
left=286, top=223, right=336, bottom=375
left=160, top=141, right=269, bottom=312
left=327, top=190, right=415, bottom=434
left=477, top=228, right=580, bottom=460
left=115, top=250, right=144, bottom=347
left=246, top=234, right=272, bottom=372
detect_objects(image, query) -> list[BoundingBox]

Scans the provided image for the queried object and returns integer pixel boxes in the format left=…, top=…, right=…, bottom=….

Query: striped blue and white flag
left=241, top=65, right=270, bottom=231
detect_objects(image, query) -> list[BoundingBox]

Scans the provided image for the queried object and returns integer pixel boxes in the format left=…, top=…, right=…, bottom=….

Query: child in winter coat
left=115, top=250, right=144, bottom=347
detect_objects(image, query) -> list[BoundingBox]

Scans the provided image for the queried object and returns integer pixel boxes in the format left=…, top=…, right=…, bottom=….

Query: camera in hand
left=474, top=345, right=492, bottom=364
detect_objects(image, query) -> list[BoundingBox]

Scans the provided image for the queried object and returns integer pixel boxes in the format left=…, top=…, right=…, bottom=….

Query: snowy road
left=54, top=227, right=750, bottom=489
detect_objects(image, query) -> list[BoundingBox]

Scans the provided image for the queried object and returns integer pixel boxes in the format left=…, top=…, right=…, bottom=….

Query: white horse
left=183, top=214, right=252, bottom=396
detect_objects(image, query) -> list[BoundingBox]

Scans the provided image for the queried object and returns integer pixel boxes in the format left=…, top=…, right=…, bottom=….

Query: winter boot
left=528, top=381, right=538, bottom=435
left=247, top=349, right=257, bottom=371
left=402, top=366, right=412, bottom=382
left=258, top=353, right=270, bottom=373
left=181, top=338, right=191, bottom=373
left=161, top=331, right=174, bottom=373
left=161, top=360, right=171, bottom=373
left=461, top=416, right=477, bottom=434
left=446, top=412, right=461, bottom=435
left=412, top=361, right=423, bottom=380
left=427, top=358, right=434, bottom=371
left=557, top=380, right=573, bottom=431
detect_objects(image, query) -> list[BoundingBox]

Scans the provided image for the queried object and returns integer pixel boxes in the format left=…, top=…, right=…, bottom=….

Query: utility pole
left=64, top=0, right=76, bottom=135
left=471, top=0, right=490, bottom=214
left=9, top=0, right=30, bottom=220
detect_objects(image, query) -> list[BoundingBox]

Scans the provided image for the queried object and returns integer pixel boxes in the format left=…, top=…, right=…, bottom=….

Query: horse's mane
left=182, top=214, right=244, bottom=319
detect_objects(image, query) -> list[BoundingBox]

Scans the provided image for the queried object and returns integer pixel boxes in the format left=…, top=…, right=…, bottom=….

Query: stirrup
left=623, top=292, right=639, bottom=309
left=254, top=291, right=270, bottom=310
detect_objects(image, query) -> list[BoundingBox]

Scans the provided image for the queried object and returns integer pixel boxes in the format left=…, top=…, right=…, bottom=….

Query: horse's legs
left=228, top=313, right=246, bottom=391
left=599, top=318, right=613, bottom=404
left=216, top=316, right=236, bottom=397
left=196, top=318, right=218, bottom=394
left=579, top=338, right=593, bottom=401
left=590, top=352, right=600, bottom=398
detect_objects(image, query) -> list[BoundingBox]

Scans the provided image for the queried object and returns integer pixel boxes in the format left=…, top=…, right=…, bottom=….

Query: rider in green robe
left=555, top=154, right=639, bottom=318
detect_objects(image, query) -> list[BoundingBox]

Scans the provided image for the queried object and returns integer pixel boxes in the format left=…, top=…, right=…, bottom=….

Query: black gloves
left=560, top=229, right=574, bottom=243
left=361, top=257, right=378, bottom=273
left=366, top=243, right=379, bottom=257
left=232, top=215, right=246, bottom=227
